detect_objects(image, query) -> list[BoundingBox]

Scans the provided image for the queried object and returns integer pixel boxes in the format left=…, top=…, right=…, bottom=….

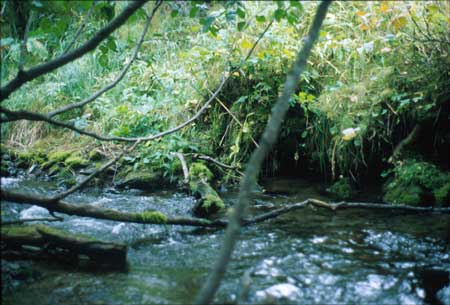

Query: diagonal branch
left=63, top=3, right=96, bottom=54
left=49, top=1, right=162, bottom=118
left=194, top=2, right=332, bottom=304
left=0, top=0, right=147, bottom=102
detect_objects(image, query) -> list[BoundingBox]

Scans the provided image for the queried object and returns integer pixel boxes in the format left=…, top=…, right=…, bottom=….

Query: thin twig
left=63, top=3, right=96, bottom=54
left=18, top=10, right=33, bottom=72
left=0, top=0, right=147, bottom=102
left=190, top=153, right=244, bottom=176
left=49, top=1, right=162, bottom=118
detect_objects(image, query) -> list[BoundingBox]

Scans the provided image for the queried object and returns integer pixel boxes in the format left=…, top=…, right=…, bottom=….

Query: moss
left=189, top=162, right=214, bottom=182
left=138, top=211, right=167, bottom=224
left=48, top=164, right=60, bottom=176
left=64, top=156, right=88, bottom=169
left=383, top=183, right=422, bottom=205
left=2, top=224, right=98, bottom=241
left=434, top=182, right=450, bottom=206
left=118, top=170, right=163, bottom=189
left=202, top=193, right=225, bottom=211
left=191, top=180, right=225, bottom=217
left=48, top=150, right=73, bottom=163
left=327, top=177, right=353, bottom=200
left=88, top=150, right=103, bottom=161
left=57, top=168, right=76, bottom=186
left=383, top=159, right=449, bottom=206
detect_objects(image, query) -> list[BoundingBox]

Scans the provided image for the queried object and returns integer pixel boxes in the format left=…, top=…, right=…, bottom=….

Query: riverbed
left=1, top=176, right=449, bottom=304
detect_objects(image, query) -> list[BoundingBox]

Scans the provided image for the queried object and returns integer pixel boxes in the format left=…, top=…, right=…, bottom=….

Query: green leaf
left=287, top=13, right=298, bottom=25
left=274, top=9, right=286, bottom=22
left=256, top=15, right=266, bottom=23
left=201, top=16, right=215, bottom=32
left=290, top=1, right=303, bottom=10
left=236, top=7, right=246, bottom=19
left=189, top=6, right=199, bottom=18
left=237, top=21, right=246, bottom=31
left=171, top=10, right=179, bottom=18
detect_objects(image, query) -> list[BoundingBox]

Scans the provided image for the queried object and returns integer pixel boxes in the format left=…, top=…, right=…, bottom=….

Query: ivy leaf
left=236, top=7, right=246, bottom=19
left=240, top=39, right=252, bottom=49
left=237, top=21, right=246, bottom=31
left=274, top=9, right=286, bottom=22
left=289, top=1, right=303, bottom=10
left=189, top=6, right=199, bottom=18
left=201, top=16, right=215, bottom=32
left=256, top=15, right=266, bottom=23
left=287, top=13, right=298, bottom=25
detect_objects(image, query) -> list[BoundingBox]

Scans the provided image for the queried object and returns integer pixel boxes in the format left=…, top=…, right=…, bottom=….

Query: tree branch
left=194, top=2, right=332, bottom=304
left=171, top=152, right=189, bottom=184
left=48, top=1, right=162, bottom=118
left=0, top=0, right=147, bottom=102
left=63, top=3, right=96, bottom=54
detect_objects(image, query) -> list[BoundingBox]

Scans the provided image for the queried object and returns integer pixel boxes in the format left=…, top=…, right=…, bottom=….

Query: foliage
left=326, top=177, right=354, bottom=201
left=1, top=1, right=449, bottom=194
left=383, top=159, right=450, bottom=206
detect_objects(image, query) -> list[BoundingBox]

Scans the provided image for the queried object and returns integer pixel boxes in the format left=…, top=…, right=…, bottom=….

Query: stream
left=1, top=176, right=450, bottom=305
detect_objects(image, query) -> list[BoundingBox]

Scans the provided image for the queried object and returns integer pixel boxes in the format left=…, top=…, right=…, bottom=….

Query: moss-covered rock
left=64, top=156, right=88, bottom=169
left=88, top=149, right=103, bottom=161
left=48, top=150, right=73, bottom=163
left=137, top=211, right=167, bottom=223
left=383, top=183, right=423, bottom=205
left=189, top=162, right=214, bottom=182
left=326, top=177, right=354, bottom=201
left=15, top=150, right=46, bottom=168
left=383, top=159, right=450, bottom=206
left=188, top=163, right=224, bottom=217
left=116, top=169, right=164, bottom=190
left=434, top=182, right=450, bottom=206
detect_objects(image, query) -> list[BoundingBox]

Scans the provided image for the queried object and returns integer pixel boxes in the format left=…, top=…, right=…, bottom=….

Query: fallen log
left=1, top=224, right=127, bottom=269
left=1, top=190, right=449, bottom=231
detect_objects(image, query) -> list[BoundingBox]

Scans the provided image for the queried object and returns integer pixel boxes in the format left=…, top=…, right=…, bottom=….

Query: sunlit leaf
left=256, top=15, right=266, bottom=23
left=240, top=39, right=252, bottom=49
left=379, top=2, right=389, bottom=13
left=356, top=11, right=366, bottom=17
left=392, top=16, right=407, bottom=30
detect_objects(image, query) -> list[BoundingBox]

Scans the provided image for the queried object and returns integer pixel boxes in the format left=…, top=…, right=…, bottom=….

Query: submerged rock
left=116, top=170, right=165, bottom=190
left=255, top=283, right=302, bottom=303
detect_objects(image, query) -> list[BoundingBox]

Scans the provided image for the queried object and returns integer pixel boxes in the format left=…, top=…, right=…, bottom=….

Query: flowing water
left=1, top=176, right=450, bottom=305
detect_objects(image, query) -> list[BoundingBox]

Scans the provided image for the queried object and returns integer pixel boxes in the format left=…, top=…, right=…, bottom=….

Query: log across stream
left=1, top=176, right=449, bottom=305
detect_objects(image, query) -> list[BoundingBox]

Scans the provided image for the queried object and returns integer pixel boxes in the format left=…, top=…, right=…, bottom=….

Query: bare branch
left=190, top=153, right=244, bottom=176
left=171, top=152, right=189, bottom=184
left=18, top=10, right=33, bottom=72
left=0, top=0, right=147, bottom=102
left=49, top=1, right=162, bottom=118
left=194, top=2, right=332, bottom=304
left=63, top=3, right=96, bottom=54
